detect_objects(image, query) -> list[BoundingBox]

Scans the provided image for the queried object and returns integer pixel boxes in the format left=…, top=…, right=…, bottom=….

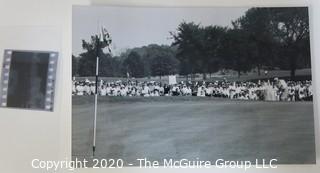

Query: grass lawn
left=72, top=96, right=315, bottom=166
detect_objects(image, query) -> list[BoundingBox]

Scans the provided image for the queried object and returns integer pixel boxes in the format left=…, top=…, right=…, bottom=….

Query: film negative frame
left=0, top=49, right=58, bottom=112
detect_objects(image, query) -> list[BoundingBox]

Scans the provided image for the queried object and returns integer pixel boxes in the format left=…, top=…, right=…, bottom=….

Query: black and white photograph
left=72, top=6, right=315, bottom=166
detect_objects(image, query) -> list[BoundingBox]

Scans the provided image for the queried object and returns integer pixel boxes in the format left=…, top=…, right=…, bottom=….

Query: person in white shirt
left=76, top=84, right=84, bottom=96
left=100, top=85, right=107, bottom=96
left=171, top=84, right=180, bottom=96
left=197, top=86, right=206, bottom=97
left=205, top=84, right=213, bottom=96
left=85, top=84, right=91, bottom=95
left=72, top=81, right=76, bottom=95
left=275, top=78, right=289, bottom=101
left=186, top=86, right=192, bottom=96
left=120, top=85, right=127, bottom=96
left=141, top=85, right=150, bottom=97
left=181, top=85, right=188, bottom=96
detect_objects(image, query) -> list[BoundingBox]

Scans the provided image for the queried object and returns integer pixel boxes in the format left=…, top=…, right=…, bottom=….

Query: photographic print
left=72, top=6, right=315, bottom=166
left=0, top=50, right=58, bottom=111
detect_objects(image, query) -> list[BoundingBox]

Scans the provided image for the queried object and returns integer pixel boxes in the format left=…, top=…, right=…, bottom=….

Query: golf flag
left=99, top=26, right=112, bottom=52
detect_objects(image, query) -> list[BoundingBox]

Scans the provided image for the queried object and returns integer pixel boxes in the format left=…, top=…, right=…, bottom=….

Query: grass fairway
left=72, top=96, right=315, bottom=165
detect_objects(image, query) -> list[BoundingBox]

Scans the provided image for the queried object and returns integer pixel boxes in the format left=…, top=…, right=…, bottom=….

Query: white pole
left=93, top=56, right=99, bottom=156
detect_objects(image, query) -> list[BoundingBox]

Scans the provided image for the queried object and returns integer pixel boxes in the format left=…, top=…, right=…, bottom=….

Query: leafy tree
left=171, top=22, right=203, bottom=79
left=117, top=44, right=178, bottom=78
left=123, top=51, right=145, bottom=78
left=236, top=8, right=277, bottom=75
left=99, top=54, right=118, bottom=77
left=150, top=51, right=179, bottom=79
left=269, top=7, right=310, bottom=79
left=77, top=35, right=113, bottom=76
left=220, top=28, right=253, bottom=78
left=171, top=22, right=227, bottom=79
left=201, top=25, right=227, bottom=78
left=77, top=51, right=96, bottom=76
left=72, top=55, right=79, bottom=77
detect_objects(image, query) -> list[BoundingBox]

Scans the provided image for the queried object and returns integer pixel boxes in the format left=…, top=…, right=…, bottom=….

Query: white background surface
left=0, top=0, right=319, bottom=172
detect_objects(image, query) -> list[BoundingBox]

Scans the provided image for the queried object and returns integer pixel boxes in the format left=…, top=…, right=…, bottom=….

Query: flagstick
left=92, top=24, right=111, bottom=157
left=93, top=21, right=100, bottom=157
left=93, top=56, right=99, bottom=157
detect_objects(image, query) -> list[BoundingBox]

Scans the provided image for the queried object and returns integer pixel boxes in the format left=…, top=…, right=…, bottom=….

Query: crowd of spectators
left=72, top=78, right=312, bottom=101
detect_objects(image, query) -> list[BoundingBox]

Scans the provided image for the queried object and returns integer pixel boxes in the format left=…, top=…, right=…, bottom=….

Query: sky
left=73, top=6, right=249, bottom=56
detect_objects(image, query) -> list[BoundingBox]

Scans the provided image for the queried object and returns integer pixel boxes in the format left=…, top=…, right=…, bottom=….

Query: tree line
left=73, top=44, right=179, bottom=78
left=73, top=7, right=310, bottom=80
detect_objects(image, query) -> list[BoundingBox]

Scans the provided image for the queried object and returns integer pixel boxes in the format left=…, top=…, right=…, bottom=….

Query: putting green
left=72, top=96, right=315, bottom=166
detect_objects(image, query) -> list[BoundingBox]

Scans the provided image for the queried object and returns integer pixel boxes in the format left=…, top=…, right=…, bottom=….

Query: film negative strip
left=0, top=50, right=11, bottom=107
left=0, top=50, right=58, bottom=112
left=44, top=52, right=58, bottom=111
